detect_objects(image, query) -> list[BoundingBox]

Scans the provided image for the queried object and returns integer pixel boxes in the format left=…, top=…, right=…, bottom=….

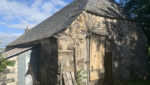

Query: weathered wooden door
left=90, top=35, right=105, bottom=81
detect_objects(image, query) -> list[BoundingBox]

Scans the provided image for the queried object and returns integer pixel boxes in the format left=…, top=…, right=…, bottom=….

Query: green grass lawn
left=124, top=80, right=150, bottom=85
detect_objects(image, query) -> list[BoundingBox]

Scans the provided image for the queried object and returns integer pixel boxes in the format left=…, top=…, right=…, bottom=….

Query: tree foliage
left=119, top=0, right=150, bottom=43
left=0, top=55, right=15, bottom=72
left=118, top=0, right=150, bottom=58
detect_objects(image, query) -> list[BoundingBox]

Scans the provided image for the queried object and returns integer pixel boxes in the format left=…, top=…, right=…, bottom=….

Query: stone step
left=7, top=66, right=17, bottom=70
left=8, top=69, right=15, bottom=73
left=7, top=74, right=15, bottom=79
left=5, top=79, right=15, bottom=83
left=7, top=82, right=16, bottom=85
left=0, top=82, right=6, bottom=85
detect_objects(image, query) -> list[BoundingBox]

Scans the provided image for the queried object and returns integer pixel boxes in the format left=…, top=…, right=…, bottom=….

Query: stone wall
left=55, top=12, right=88, bottom=84
left=81, top=11, right=148, bottom=80
left=0, top=69, right=8, bottom=85
left=0, top=65, right=17, bottom=85
left=55, top=11, right=148, bottom=84
left=37, top=10, right=148, bottom=84
left=6, top=56, right=18, bottom=85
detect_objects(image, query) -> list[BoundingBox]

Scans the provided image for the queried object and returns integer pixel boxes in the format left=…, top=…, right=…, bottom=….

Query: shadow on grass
left=124, top=80, right=150, bottom=85
left=114, top=80, right=150, bottom=85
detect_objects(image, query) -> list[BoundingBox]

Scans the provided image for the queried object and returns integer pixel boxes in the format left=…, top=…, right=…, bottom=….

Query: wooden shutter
left=90, top=35, right=105, bottom=81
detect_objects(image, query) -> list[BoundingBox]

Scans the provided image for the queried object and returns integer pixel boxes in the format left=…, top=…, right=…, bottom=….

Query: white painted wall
left=18, top=50, right=32, bottom=85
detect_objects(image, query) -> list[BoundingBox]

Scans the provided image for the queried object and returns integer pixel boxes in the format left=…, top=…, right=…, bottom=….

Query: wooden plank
left=90, top=35, right=106, bottom=81
left=90, top=35, right=100, bottom=81
left=2, top=47, right=32, bottom=59
left=63, top=73, right=68, bottom=85
left=86, top=36, right=90, bottom=84
left=60, top=63, right=63, bottom=85
left=73, top=49, right=77, bottom=75
left=66, top=72, right=73, bottom=85
left=71, top=72, right=77, bottom=85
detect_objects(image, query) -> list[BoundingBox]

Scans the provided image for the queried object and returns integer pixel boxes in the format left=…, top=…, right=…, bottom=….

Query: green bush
left=75, top=69, right=87, bottom=85
left=0, top=56, right=15, bottom=72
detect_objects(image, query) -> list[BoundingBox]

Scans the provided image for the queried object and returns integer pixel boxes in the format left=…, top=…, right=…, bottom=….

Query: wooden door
left=90, top=35, right=105, bottom=81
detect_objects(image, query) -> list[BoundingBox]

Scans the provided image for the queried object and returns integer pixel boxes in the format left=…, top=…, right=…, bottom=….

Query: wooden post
left=73, top=49, right=77, bottom=75
left=86, top=34, right=90, bottom=85
left=60, top=62, right=63, bottom=85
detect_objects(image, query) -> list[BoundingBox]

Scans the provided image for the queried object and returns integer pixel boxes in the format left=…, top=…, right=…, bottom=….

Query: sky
left=0, top=0, right=119, bottom=48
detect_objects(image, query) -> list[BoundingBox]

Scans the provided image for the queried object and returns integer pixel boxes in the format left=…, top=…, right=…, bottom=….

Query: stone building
left=3, top=0, right=148, bottom=85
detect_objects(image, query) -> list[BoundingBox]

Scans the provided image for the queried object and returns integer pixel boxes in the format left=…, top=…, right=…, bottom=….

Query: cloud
left=0, top=0, right=68, bottom=29
left=0, top=0, right=69, bottom=47
left=0, top=22, right=5, bottom=25
left=8, top=21, right=36, bottom=29
left=32, top=0, right=43, bottom=8
left=0, top=33, right=22, bottom=48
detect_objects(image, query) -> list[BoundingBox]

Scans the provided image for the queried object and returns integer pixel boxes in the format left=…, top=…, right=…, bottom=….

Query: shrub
left=75, top=69, right=87, bottom=85
left=0, top=55, right=15, bottom=72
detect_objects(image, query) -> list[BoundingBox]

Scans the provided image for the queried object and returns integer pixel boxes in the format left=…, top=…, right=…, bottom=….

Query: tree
left=118, top=0, right=150, bottom=57
left=0, top=39, right=15, bottom=72
left=118, top=0, right=150, bottom=43
left=0, top=56, right=15, bottom=72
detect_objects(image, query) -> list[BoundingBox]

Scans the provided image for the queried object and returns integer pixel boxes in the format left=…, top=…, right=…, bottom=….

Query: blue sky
left=0, top=0, right=119, bottom=48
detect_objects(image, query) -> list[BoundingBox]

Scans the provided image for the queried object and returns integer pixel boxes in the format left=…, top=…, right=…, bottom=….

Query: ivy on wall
left=76, top=69, right=87, bottom=85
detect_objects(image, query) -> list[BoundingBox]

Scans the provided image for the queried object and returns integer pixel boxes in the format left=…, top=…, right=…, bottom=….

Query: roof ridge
left=7, top=0, right=129, bottom=47
left=7, top=0, right=88, bottom=47
left=85, top=0, right=129, bottom=19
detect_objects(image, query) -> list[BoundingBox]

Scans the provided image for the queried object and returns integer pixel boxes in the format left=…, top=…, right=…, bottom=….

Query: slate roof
left=86, top=0, right=128, bottom=18
left=8, top=0, right=128, bottom=47
left=2, top=47, right=32, bottom=59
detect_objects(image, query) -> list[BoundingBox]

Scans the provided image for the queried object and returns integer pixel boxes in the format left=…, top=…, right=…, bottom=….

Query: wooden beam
left=86, top=35, right=90, bottom=85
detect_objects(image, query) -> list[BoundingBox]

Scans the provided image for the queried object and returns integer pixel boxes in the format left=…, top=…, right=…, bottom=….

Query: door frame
left=87, top=34, right=113, bottom=83
left=87, top=34, right=107, bottom=81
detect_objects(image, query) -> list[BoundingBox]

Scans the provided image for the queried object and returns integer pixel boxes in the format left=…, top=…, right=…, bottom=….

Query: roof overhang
left=2, top=47, right=32, bottom=59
